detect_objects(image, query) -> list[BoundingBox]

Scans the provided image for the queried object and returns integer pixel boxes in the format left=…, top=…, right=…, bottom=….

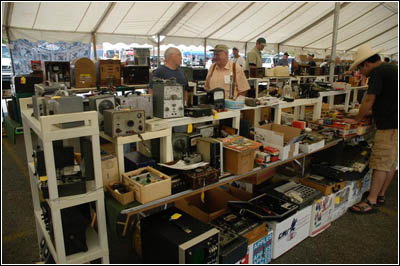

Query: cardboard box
left=238, top=230, right=273, bottom=264
left=71, top=57, right=96, bottom=88
left=175, top=187, right=239, bottom=223
left=255, top=124, right=302, bottom=161
left=224, top=148, right=255, bottom=175
left=330, top=185, right=351, bottom=222
left=101, top=154, right=119, bottom=191
left=267, top=205, right=312, bottom=259
left=122, top=167, right=171, bottom=204
left=345, top=179, right=363, bottom=208
left=309, top=194, right=334, bottom=237
left=106, top=181, right=135, bottom=206
left=241, top=167, right=276, bottom=185
left=361, top=169, right=372, bottom=194
left=223, top=185, right=254, bottom=201
left=299, top=139, right=325, bottom=154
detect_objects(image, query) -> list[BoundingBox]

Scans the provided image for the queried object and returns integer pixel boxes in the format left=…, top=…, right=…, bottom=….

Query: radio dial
left=165, top=107, right=170, bottom=111
left=127, top=120, right=134, bottom=127
left=116, top=128, right=122, bottom=133
left=137, top=113, right=142, bottom=118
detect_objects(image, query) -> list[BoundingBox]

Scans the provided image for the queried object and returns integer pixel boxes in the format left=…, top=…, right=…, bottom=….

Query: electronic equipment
left=103, top=109, right=145, bottom=137
left=97, top=59, right=121, bottom=87
left=124, top=151, right=156, bottom=172
left=141, top=207, right=220, bottom=264
left=34, top=145, right=75, bottom=177
left=171, top=177, right=190, bottom=194
left=41, top=175, right=86, bottom=199
left=196, top=137, right=223, bottom=176
left=228, top=193, right=298, bottom=221
left=184, top=104, right=213, bottom=117
left=128, top=171, right=164, bottom=186
left=34, top=83, right=68, bottom=96
left=257, top=67, right=265, bottom=78
left=134, top=48, right=150, bottom=66
left=88, top=95, right=116, bottom=129
left=145, top=117, right=169, bottom=132
left=310, top=162, right=369, bottom=181
left=80, top=137, right=94, bottom=180
left=195, top=124, right=214, bottom=137
left=44, top=61, right=71, bottom=87
left=262, top=180, right=323, bottom=209
left=182, top=166, right=219, bottom=189
left=183, top=153, right=202, bottom=164
left=122, top=65, right=150, bottom=85
left=207, top=88, right=225, bottom=110
left=117, top=92, right=153, bottom=119
left=300, top=175, right=345, bottom=196
left=44, top=95, right=84, bottom=128
left=193, top=94, right=208, bottom=106
left=211, top=224, right=248, bottom=264
left=172, top=133, right=202, bottom=160
left=70, top=57, right=96, bottom=88
left=152, top=78, right=184, bottom=118
left=11, top=75, right=44, bottom=94
left=181, top=67, right=194, bottom=81
left=211, top=212, right=262, bottom=236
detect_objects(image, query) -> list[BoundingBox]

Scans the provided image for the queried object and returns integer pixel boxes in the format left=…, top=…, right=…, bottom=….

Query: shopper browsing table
left=205, top=44, right=249, bottom=99
left=245, top=37, right=266, bottom=71
left=277, top=52, right=290, bottom=67
left=348, top=44, right=398, bottom=214
left=231, top=47, right=246, bottom=69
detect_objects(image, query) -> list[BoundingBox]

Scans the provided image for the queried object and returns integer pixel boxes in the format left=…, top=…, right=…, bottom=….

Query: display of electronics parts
left=103, top=109, right=145, bottom=137
left=228, top=193, right=298, bottom=221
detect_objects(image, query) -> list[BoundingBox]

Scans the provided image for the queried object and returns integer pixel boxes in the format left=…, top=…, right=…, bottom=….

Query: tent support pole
left=5, top=27, right=16, bottom=75
left=204, top=38, right=207, bottom=66
left=329, top=2, right=340, bottom=82
left=92, top=33, right=97, bottom=61
left=157, top=34, right=161, bottom=67
left=245, top=42, right=248, bottom=59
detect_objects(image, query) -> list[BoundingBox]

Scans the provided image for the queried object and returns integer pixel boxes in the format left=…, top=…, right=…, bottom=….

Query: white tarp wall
left=2, top=2, right=398, bottom=60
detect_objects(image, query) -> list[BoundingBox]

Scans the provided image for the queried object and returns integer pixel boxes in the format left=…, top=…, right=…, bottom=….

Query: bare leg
left=366, top=169, right=388, bottom=204
left=378, top=169, right=397, bottom=197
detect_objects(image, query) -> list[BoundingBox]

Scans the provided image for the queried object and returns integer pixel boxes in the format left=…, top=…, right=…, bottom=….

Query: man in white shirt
left=231, top=47, right=246, bottom=69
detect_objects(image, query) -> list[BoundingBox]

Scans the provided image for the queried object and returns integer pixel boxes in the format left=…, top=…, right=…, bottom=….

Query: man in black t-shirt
left=348, top=44, right=398, bottom=214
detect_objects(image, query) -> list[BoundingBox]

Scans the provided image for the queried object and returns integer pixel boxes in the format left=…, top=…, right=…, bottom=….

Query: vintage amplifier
left=122, top=65, right=149, bottom=85
left=196, top=137, right=223, bottom=176
left=44, top=61, right=71, bottom=87
left=97, top=59, right=121, bottom=87
left=103, top=109, right=145, bottom=137
left=88, top=94, right=116, bottom=129
left=182, top=166, right=219, bottom=190
left=141, top=207, right=220, bottom=264
left=172, top=132, right=202, bottom=160
left=11, top=75, right=44, bottom=94
left=71, top=57, right=96, bottom=88
left=300, top=174, right=345, bottom=196
left=184, top=104, right=213, bottom=117
left=117, top=93, right=153, bottom=119
left=152, top=78, right=184, bottom=119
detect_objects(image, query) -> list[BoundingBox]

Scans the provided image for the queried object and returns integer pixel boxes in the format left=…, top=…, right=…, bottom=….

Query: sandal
left=350, top=199, right=377, bottom=214
left=377, top=196, right=385, bottom=206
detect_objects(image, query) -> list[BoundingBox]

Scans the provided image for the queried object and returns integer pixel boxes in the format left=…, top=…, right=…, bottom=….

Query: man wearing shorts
left=348, top=44, right=398, bottom=214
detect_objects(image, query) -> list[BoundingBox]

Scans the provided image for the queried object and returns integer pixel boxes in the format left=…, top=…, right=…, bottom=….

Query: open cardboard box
left=175, top=187, right=240, bottom=223
left=101, top=154, right=119, bottom=191
left=122, top=167, right=171, bottom=204
left=106, top=180, right=135, bottom=206
left=255, top=124, right=302, bottom=161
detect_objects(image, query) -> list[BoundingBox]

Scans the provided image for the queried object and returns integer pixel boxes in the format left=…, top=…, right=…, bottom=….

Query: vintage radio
left=31, top=60, right=42, bottom=71
left=12, top=75, right=44, bottom=94
left=152, top=78, right=184, bottom=119
left=196, top=137, right=223, bottom=176
left=88, top=94, right=116, bottom=129
left=71, top=57, right=96, bottom=88
left=97, top=59, right=121, bottom=87
left=207, top=88, right=225, bottom=110
left=44, top=61, right=71, bottom=87
left=117, top=92, right=153, bottom=119
left=103, top=109, right=145, bottom=137
left=122, top=65, right=149, bottom=85
left=182, top=166, right=219, bottom=190
left=184, top=104, right=213, bottom=117
left=300, top=175, right=345, bottom=196
left=141, top=207, right=220, bottom=264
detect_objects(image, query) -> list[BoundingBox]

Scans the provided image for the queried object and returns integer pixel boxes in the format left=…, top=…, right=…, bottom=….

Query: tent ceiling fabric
left=3, top=2, right=398, bottom=56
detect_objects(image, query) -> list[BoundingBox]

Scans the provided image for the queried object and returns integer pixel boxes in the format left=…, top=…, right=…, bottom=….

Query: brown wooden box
left=71, top=57, right=96, bottom=88
left=97, top=59, right=121, bottom=87
left=224, top=148, right=255, bottom=175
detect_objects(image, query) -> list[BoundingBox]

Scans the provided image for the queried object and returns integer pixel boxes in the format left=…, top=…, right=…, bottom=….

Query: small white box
left=309, top=194, right=334, bottom=237
left=299, top=139, right=325, bottom=154
left=267, top=205, right=312, bottom=259
left=330, top=185, right=351, bottom=222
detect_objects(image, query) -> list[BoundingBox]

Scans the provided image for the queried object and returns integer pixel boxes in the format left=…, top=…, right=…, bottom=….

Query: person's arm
left=355, top=94, right=375, bottom=121
left=234, top=65, right=250, bottom=99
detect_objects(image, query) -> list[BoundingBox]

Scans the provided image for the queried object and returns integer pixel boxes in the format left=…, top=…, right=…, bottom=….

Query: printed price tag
left=187, top=124, right=193, bottom=134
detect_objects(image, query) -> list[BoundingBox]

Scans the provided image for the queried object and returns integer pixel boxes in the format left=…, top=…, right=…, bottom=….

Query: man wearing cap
left=205, top=44, right=249, bottom=99
left=307, top=53, right=316, bottom=75
left=231, top=47, right=246, bottom=68
left=348, top=44, right=398, bottom=214
left=277, top=52, right=290, bottom=66
left=245, top=37, right=266, bottom=71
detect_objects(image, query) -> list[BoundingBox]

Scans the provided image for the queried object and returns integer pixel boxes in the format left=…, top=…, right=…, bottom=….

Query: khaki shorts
left=369, top=129, right=398, bottom=171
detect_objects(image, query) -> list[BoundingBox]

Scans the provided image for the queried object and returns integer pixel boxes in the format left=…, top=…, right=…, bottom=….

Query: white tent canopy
left=2, top=1, right=398, bottom=59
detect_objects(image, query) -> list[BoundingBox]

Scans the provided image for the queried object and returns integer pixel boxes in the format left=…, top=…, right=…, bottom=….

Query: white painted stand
left=20, top=98, right=109, bottom=264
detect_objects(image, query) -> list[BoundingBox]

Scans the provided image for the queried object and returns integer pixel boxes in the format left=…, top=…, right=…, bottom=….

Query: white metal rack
left=20, top=98, right=109, bottom=264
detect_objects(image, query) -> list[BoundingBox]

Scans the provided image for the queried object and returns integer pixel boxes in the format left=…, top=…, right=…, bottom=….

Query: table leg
left=274, top=107, right=282, bottom=124
left=116, top=143, right=124, bottom=180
